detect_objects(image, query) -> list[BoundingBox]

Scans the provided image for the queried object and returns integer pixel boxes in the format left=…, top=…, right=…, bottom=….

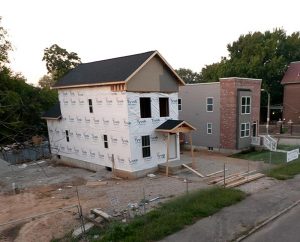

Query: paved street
left=160, top=175, right=300, bottom=242
left=245, top=203, right=300, bottom=242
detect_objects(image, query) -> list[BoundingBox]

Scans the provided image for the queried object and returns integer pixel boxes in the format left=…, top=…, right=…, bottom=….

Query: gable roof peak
left=52, top=50, right=157, bottom=89
left=281, top=61, right=300, bottom=85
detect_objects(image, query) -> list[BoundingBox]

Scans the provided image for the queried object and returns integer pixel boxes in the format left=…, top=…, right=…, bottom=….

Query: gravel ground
left=0, top=150, right=274, bottom=241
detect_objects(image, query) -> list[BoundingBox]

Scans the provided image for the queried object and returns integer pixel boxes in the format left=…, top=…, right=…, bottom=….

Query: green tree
left=175, top=68, right=201, bottom=84
left=0, top=19, right=58, bottom=144
left=200, top=29, right=300, bottom=104
left=0, top=17, right=12, bottom=66
left=38, top=74, right=55, bottom=89
left=0, top=69, right=58, bottom=144
left=42, top=44, right=81, bottom=82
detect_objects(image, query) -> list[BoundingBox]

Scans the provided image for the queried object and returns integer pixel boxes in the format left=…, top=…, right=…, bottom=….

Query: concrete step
left=158, top=160, right=192, bottom=175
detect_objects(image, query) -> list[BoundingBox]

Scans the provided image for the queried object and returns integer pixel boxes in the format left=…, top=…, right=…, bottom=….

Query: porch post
left=189, top=132, right=195, bottom=169
left=166, top=133, right=170, bottom=176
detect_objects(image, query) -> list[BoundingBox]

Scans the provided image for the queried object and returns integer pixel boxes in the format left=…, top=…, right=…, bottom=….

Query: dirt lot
left=0, top=150, right=275, bottom=242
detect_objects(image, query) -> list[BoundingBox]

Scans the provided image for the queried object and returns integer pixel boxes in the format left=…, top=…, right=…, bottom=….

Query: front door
left=252, top=122, right=257, bottom=137
left=169, top=134, right=177, bottom=159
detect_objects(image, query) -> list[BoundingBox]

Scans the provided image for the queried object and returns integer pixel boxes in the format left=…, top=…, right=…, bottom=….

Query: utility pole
left=267, top=91, right=270, bottom=135
left=261, top=89, right=270, bottom=135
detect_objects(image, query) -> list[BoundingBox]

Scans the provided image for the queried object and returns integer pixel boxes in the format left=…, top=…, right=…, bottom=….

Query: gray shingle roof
left=53, top=51, right=156, bottom=88
left=156, top=120, right=184, bottom=131
left=42, top=103, right=61, bottom=119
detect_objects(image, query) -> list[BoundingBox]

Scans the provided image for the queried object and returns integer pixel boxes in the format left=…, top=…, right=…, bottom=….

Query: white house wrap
left=43, top=50, right=191, bottom=178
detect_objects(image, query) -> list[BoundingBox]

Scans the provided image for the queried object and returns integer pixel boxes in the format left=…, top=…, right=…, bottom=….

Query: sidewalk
left=160, top=175, right=300, bottom=242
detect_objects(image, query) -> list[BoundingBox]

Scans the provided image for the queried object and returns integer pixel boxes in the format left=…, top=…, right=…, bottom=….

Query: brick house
left=281, top=61, right=300, bottom=124
left=42, top=51, right=195, bottom=178
left=179, top=77, right=262, bottom=152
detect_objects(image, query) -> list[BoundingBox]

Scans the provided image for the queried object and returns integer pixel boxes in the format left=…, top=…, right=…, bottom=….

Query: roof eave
left=281, top=81, right=300, bottom=85
left=51, top=81, right=126, bottom=90
left=41, top=116, right=62, bottom=120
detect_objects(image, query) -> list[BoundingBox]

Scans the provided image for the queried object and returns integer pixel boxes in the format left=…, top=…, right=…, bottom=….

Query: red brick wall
left=220, top=78, right=261, bottom=150
left=283, top=84, right=300, bottom=124
left=220, top=80, right=237, bottom=149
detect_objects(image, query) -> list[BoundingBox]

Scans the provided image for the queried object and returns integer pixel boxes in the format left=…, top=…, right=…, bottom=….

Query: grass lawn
left=230, top=145, right=300, bottom=180
left=231, top=144, right=300, bottom=165
left=53, top=188, right=245, bottom=242
left=231, top=150, right=287, bottom=165
left=277, top=144, right=299, bottom=151
left=267, top=159, right=300, bottom=180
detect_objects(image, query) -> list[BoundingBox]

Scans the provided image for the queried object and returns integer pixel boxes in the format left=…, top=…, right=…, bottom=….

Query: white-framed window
left=207, top=123, right=212, bottom=134
left=240, top=122, right=250, bottom=138
left=103, top=134, right=108, bottom=148
left=88, top=99, right=93, bottom=113
left=142, top=135, right=151, bottom=158
left=178, top=98, right=182, bottom=111
left=206, top=97, right=213, bottom=112
left=241, top=96, right=251, bottom=114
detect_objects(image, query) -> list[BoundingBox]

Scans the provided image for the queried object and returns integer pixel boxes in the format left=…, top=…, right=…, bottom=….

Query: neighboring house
left=42, top=51, right=195, bottom=178
left=179, top=77, right=261, bottom=152
left=281, top=61, right=300, bottom=124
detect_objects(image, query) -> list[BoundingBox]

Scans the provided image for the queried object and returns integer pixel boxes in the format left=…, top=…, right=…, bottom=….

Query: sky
left=2, top=0, right=300, bottom=85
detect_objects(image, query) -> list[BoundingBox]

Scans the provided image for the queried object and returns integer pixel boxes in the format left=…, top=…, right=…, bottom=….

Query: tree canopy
left=0, top=19, right=57, bottom=144
left=0, top=17, right=12, bottom=66
left=175, top=68, right=201, bottom=84
left=42, top=44, right=81, bottom=82
left=200, top=29, right=300, bottom=104
left=38, top=74, right=55, bottom=89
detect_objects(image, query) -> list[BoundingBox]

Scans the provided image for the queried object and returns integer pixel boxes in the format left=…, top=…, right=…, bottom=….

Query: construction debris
left=149, top=197, right=160, bottom=202
left=182, top=164, right=205, bottom=178
left=91, top=208, right=112, bottom=221
left=86, top=180, right=108, bottom=186
left=226, top=173, right=265, bottom=188
left=206, top=170, right=264, bottom=188
left=18, top=164, right=27, bottom=169
left=128, top=203, right=139, bottom=209
left=72, top=222, right=94, bottom=237
left=147, top=173, right=156, bottom=178
left=207, top=170, right=256, bottom=184
left=206, top=169, right=228, bottom=177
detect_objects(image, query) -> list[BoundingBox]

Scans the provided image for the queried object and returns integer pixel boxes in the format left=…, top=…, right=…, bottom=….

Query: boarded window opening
left=159, top=97, right=170, bottom=117
left=88, top=99, right=93, bottom=113
left=159, top=98, right=169, bottom=117
left=142, top=135, right=151, bottom=158
left=65, top=130, right=69, bottom=142
left=104, top=134, right=108, bottom=148
left=140, top=97, right=151, bottom=118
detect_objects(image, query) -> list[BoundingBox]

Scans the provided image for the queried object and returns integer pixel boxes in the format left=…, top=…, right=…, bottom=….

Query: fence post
left=223, top=163, right=226, bottom=188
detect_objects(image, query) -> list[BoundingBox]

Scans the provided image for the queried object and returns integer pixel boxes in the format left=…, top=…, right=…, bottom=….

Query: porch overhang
left=155, top=120, right=196, bottom=133
left=41, top=103, right=62, bottom=120
left=156, top=119, right=196, bottom=176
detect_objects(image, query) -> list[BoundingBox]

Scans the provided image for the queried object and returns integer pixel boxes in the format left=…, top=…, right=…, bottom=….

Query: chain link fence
left=0, top=142, right=51, bottom=165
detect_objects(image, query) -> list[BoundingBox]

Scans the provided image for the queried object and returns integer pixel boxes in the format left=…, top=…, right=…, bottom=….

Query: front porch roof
left=41, top=103, right=62, bottom=120
left=155, top=120, right=196, bottom=133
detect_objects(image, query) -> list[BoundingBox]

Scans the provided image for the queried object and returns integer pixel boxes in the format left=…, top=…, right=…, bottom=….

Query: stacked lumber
left=206, top=170, right=265, bottom=188
left=226, top=173, right=265, bottom=188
